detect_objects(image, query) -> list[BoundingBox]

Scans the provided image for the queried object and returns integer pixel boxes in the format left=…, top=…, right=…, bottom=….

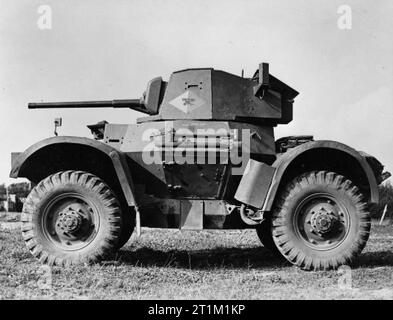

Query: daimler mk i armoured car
left=10, top=62, right=390, bottom=270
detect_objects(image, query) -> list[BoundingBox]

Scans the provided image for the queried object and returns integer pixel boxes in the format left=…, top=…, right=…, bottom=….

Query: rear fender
left=235, top=140, right=379, bottom=210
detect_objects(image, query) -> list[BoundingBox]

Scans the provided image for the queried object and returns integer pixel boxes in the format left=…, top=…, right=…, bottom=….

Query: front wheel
left=21, top=171, right=122, bottom=266
left=271, top=171, right=371, bottom=270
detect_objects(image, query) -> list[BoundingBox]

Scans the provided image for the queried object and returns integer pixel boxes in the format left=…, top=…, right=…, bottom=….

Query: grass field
left=1, top=212, right=393, bottom=300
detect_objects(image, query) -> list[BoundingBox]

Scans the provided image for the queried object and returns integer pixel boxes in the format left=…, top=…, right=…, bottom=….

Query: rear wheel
left=21, top=171, right=122, bottom=266
left=271, top=171, right=371, bottom=270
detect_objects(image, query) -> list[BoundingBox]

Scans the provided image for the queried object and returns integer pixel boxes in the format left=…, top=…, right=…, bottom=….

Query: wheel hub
left=294, top=193, right=351, bottom=251
left=56, top=207, right=84, bottom=234
left=310, top=204, right=338, bottom=235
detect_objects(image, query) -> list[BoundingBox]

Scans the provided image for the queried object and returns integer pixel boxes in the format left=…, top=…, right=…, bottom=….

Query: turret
left=28, top=62, right=299, bottom=126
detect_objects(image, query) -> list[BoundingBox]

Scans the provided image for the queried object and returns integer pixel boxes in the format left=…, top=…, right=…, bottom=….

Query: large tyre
left=116, top=206, right=135, bottom=249
left=256, top=218, right=281, bottom=255
left=21, top=171, right=122, bottom=266
left=271, top=171, right=371, bottom=270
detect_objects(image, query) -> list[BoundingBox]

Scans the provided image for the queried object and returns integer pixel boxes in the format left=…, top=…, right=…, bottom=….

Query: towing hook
left=240, top=204, right=264, bottom=225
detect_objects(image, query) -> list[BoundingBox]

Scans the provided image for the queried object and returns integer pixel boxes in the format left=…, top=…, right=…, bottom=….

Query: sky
left=0, top=0, right=392, bottom=184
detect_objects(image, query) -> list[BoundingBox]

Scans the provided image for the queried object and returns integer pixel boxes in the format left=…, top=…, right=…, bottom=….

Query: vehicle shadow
left=116, top=246, right=289, bottom=269
left=116, top=247, right=393, bottom=270
left=353, top=250, right=393, bottom=269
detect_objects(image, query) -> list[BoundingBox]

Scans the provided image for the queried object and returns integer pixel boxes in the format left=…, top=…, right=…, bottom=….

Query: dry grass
left=0, top=215, right=393, bottom=299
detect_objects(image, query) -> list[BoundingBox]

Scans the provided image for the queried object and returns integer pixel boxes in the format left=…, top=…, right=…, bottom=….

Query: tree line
left=0, top=182, right=31, bottom=212
left=370, top=181, right=393, bottom=220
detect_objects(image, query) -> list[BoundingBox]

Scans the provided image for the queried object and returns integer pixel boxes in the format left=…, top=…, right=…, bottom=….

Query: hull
left=104, top=120, right=276, bottom=229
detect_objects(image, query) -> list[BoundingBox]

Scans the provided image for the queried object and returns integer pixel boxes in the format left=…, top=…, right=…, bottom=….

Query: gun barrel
left=28, top=99, right=144, bottom=110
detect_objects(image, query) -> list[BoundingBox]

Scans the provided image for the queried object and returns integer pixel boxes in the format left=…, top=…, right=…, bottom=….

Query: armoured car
left=10, top=62, right=390, bottom=270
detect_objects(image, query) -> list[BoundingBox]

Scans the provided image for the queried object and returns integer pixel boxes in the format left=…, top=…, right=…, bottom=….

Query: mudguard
left=235, top=140, right=380, bottom=210
left=10, top=136, right=137, bottom=206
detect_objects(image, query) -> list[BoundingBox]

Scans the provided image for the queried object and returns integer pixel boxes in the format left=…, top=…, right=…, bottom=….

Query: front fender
left=235, top=140, right=379, bottom=210
left=10, top=136, right=137, bottom=206
left=10, top=136, right=116, bottom=178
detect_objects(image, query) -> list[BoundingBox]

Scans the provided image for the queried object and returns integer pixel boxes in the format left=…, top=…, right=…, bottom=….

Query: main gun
left=28, top=99, right=151, bottom=114
left=28, top=76, right=167, bottom=115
